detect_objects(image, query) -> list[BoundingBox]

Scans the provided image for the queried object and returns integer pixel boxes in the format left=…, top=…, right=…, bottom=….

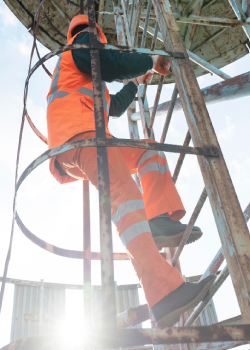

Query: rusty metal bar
left=200, top=247, right=224, bottom=280
left=172, top=131, right=191, bottom=183
left=129, top=0, right=135, bottom=32
left=185, top=265, right=230, bottom=326
left=117, top=304, right=150, bottom=328
left=151, top=21, right=159, bottom=50
left=120, top=0, right=132, bottom=45
left=179, top=15, right=241, bottom=27
left=148, top=75, right=165, bottom=132
left=185, top=201, right=250, bottom=325
left=133, top=0, right=144, bottom=47
left=137, top=87, right=152, bottom=138
left=27, top=43, right=184, bottom=84
left=137, top=22, right=232, bottom=79
left=228, top=0, right=250, bottom=40
left=160, top=84, right=178, bottom=143
left=122, top=0, right=153, bottom=140
left=98, top=0, right=105, bottom=28
left=0, top=0, right=46, bottom=315
left=141, top=0, right=152, bottom=48
left=86, top=0, right=116, bottom=329
left=15, top=139, right=219, bottom=193
left=141, top=21, right=159, bottom=106
left=140, top=6, right=156, bottom=114
left=243, top=202, right=250, bottom=221
left=80, top=0, right=84, bottom=14
left=2, top=325, right=250, bottom=349
left=83, top=180, right=91, bottom=325
left=172, top=188, right=207, bottom=266
left=35, top=42, right=52, bottom=78
left=131, top=71, right=250, bottom=121
left=188, top=51, right=231, bottom=80
left=125, top=0, right=130, bottom=14
left=114, top=0, right=140, bottom=142
left=152, top=0, right=250, bottom=324
left=171, top=23, right=231, bottom=185
left=130, top=0, right=138, bottom=39
left=182, top=0, right=202, bottom=16
left=184, top=0, right=204, bottom=50
left=142, top=84, right=148, bottom=101
left=200, top=202, right=250, bottom=279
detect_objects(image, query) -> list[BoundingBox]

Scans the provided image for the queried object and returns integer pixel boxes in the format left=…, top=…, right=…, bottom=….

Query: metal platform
left=3, top=0, right=250, bottom=84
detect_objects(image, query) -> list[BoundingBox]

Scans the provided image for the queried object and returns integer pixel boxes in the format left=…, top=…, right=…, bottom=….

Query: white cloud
left=218, top=115, right=236, bottom=140
left=18, top=36, right=33, bottom=56
left=0, top=5, right=18, bottom=27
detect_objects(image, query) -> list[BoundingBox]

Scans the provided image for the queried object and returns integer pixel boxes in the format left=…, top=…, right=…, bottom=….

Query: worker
left=46, top=15, right=216, bottom=327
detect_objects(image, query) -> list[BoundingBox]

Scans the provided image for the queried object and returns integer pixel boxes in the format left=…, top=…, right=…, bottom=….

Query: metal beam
left=184, top=0, right=205, bottom=49
left=182, top=0, right=204, bottom=17
left=151, top=0, right=250, bottom=324
left=83, top=180, right=91, bottom=325
left=228, top=0, right=250, bottom=39
left=138, top=21, right=231, bottom=79
left=188, top=50, right=231, bottom=80
left=179, top=15, right=241, bottom=27
left=1, top=326, right=250, bottom=349
left=130, top=71, right=250, bottom=121
left=86, top=0, right=116, bottom=329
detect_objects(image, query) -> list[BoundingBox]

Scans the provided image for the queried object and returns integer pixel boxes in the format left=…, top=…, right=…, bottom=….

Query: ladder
left=1, top=0, right=250, bottom=348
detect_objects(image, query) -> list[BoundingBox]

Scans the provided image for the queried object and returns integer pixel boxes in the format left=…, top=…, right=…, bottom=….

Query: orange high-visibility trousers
left=57, top=131, right=185, bottom=308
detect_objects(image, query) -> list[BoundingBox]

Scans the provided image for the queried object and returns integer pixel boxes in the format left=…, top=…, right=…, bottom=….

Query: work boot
left=149, top=213, right=203, bottom=249
left=151, top=274, right=216, bottom=327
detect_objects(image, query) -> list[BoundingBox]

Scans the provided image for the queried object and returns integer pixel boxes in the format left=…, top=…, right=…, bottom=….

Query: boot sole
left=154, top=230, right=203, bottom=250
left=157, top=278, right=214, bottom=327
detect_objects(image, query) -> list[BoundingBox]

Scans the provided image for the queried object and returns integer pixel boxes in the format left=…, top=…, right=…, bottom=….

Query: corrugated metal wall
left=194, top=299, right=218, bottom=326
left=10, top=281, right=217, bottom=342
left=11, top=283, right=141, bottom=341
left=92, top=285, right=141, bottom=328
left=11, top=285, right=65, bottom=341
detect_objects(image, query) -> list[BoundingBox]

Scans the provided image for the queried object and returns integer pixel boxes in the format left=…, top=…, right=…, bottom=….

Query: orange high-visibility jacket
left=46, top=22, right=111, bottom=184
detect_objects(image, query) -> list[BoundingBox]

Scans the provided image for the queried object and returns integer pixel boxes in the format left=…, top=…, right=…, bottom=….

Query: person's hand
left=132, top=71, right=154, bottom=86
left=151, top=55, right=171, bottom=75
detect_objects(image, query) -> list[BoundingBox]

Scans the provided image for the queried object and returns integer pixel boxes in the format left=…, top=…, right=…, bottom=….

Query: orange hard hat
left=67, top=14, right=107, bottom=43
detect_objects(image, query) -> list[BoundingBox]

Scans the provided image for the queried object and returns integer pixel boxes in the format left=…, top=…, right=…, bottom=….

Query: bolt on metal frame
left=1, top=0, right=250, bottom=349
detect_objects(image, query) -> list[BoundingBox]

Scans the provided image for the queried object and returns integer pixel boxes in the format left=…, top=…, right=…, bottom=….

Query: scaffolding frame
left=1, top=0, right=250, bottom=348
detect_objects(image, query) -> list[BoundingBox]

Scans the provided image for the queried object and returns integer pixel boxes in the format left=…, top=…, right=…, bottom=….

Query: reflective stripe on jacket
left=46, top=29, right=111, bottom=184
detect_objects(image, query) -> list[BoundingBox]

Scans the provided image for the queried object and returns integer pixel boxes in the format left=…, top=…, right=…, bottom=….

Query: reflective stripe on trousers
left=56, top=131, right=186, bottom=308
left=112, top=199, right=151, bottom=247
left=137, top=150, right=170, bottom=181
left=47, top=55, right=109, bottom=114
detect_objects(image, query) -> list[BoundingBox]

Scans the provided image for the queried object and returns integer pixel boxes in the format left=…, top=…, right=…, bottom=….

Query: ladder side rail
left=170, top=57, right=231, bottom=261
left=83, top=180, right=92, bottom=325
left=151, top=0, right=250, bottom=324
left=186, top=202, right=250, bottom=325
left=87, top=0, right=117, bottom=328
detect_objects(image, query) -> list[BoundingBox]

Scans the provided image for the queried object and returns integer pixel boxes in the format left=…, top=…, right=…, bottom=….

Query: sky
left=0, top=1, right=250, bottom=348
